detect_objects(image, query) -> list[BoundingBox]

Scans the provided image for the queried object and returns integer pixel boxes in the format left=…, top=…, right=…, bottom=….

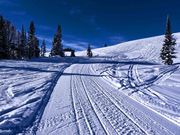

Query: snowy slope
left=78, top=33, right=180, bottom=63
left=1, top=33, right=180, bottom=135
left=78, top=33, right=180, bottom=128
left=33, top=33, right=180, bottom=135
left=0, top=58, right=70, bottom=134
left=35, top=62, right=180, bottom=135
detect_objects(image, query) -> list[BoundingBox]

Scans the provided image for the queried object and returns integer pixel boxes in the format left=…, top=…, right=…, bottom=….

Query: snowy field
left=0, top=33, right=180, bottom=134
left=93, top=62, right=180, bottom=126
left=88, top=33, right=180, bottom=127
left=0, top=58, right=70, bottom=134
left=76, top=33, right=180, bottom=134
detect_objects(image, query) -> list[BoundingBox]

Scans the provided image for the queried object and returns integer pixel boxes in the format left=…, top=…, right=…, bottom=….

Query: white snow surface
left=0, top=58, right=70, bottom=134
left=78, top=33, right=180, bottom=63
left=0, top=33, right=180, bottom=135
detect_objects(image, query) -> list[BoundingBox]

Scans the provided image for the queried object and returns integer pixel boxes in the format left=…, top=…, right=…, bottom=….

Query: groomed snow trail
left=36, top=63, right=179, bottom=135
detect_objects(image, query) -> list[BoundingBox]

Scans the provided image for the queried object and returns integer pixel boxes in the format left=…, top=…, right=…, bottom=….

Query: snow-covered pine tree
left=160, top=16, right=176, bottom=65
left=87, top=44, right=93, bottom=57
left=27, top=21, right=35, bottom=59
left=20, top=25, right=27, bottom=58
left=51, top=25, right=64, bottom=56
left=40, top=39, right=46, bottom=57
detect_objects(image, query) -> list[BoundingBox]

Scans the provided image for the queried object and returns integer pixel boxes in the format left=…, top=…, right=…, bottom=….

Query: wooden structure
left=63, top=48, right=75, bottom=57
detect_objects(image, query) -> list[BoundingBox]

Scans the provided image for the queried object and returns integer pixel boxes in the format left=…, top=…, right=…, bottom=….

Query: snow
left=0, top=58, right=70, bottom=134
left=77, top=32, right=180, bottom=63
left=35, top=63, right=179, bottom=135
left=1, top=33, right=180, bottom=134
left=76, top=33, right=180, bottom=134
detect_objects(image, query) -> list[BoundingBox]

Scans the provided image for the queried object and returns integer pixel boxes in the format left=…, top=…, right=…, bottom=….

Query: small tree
left=41, top=39, right=46, bottom=57
left=104, top=43, right=108, bottom=47
left=160, top=16, right=176, bottom=65
left=87, top=44, right=93, bottom=57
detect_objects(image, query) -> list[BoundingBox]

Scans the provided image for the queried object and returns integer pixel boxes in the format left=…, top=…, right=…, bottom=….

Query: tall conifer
left=160, top=16, right=176, bottom=65
left=41, top=40, right=46, bottom=57
left=27, top=21, right=35, bottom=59
left=51, top=25, right=64, bottom=56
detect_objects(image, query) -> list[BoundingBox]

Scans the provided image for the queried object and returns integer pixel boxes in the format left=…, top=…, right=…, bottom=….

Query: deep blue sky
left=1, top=0, right=180, bottom=50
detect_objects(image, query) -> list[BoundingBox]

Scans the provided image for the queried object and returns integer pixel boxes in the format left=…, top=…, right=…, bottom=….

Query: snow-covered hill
left=34, top=34, right=180, bottom=134
left=80, top=33, right=180, bottom=129
left=1, top=34, right=180, bottom=134
left=78, top=33, right=180, bottom=63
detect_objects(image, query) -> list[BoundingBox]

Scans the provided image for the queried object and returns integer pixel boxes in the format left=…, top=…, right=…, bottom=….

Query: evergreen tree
left=0, top=16, right=8, bottom=59
left=87, top=44, right=93, bottom=57
left=40, top=39, right=46, bottom=57
left=23, top=29, right=28, bottom=58
left=4, top=21, right=12, bottom=58
left=27, top=21, right=35, bottom=59
left=17, top=31, right=21, bottom=59
left=20, top=25, right=27, bottom=58
left=8, top=25, right=16, bottom=58
left=160, top=16, right=176, bottom=65
left=51, top=25, right=64, bottom=56
left=0, top=16, right=5, bottom=58
left=0, top=16, right=27, bottom=59
left=33, top=37, right=40, bottom=57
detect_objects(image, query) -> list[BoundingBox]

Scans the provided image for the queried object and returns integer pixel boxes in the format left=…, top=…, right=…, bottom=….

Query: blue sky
left=1, top=0, right=180, bottom=50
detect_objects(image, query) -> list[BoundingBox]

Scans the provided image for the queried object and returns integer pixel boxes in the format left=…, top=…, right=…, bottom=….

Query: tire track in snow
left=91, top=64, right=175, bottom=135
left=24, top=65, right=70, bottom=134
left=133, top=64, right=179, bottom=88
left=71, top=73, right=93, bottom=135
left=70, top=74, right=81, bottom=135
left=38, top=68, right=82, bottom=134
left=35, top=64, right=108, bottom=135
left=132, top=64, right=180, bottom=126
left=131, top=64, right=180, bottom=115
left=79, top=66, right=118, bottom=135
left=73, top=65, right=111, bottom=135
left=80, top=65, right=146, bottom=135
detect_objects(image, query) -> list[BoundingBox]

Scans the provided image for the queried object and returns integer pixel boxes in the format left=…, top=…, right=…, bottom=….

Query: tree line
left=0, top=15, right=93, bottom=59
left=0, top=15, right=177, bottom=64
left=0, top=15, right=64, bottom=59
left=0, top=16, right=42, bottom=59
